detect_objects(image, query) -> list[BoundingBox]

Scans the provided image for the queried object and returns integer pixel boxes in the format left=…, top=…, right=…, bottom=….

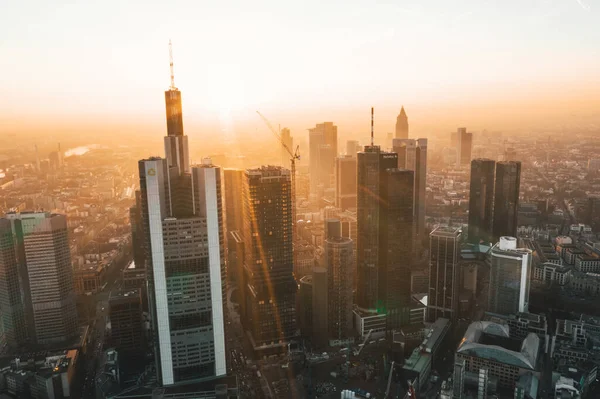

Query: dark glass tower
left=468, top=159, right=496, bottom=243
left=357, top=145, right=414, bottom=330
left=492, top=161, right=521, bottom=240
left=428, top=226, right=461, bottom=321
left=241, top=166, right=297, bottom=351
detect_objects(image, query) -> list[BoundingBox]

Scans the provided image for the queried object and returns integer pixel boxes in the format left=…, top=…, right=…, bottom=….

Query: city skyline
left=2, top=1, right=600, bottom=142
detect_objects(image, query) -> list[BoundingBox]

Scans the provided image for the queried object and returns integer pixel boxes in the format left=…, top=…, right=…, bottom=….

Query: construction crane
left=256, top=111, right=300, bottom=233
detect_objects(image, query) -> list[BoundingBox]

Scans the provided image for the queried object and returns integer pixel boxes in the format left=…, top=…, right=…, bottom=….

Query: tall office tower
left=488, top=236, right=532, bottom=315
left=139, top=157, right=226, bottom=385
left=428, top=226, right=461, bottom=322
left=395, top=106, right=409, bottom=139
left=5, top=212, right=78, bottom=345
left=311, top=267, right=328, bottom=348
left=393, top=138, right=428, bottom=236
left=453, top=358, right=466, bottom=399
left=280, top=128, right=293, bottom=167
left=357, top=146, right=414, bottom=329
left=346, top=140, right=360, bottom=157
left=335, top=156, right=357, bottom=211
left=163, top=43, right=189, bottom=176
left=324, top=219, right=354, bottom=342
left=0, top=219, right=26, bottom=348
left=223, top=169, right=244, bottom=282
left=415, top=139, right=428, bottom=236
left=492, top=161, right=521, bottom=240
left=468, top=159, right=496, bottom=243
left=454, top=128, right=472, bottom=166
left=241, top=166, right=297, bottom=351
left=309, top=122, right=338, bottom=194
left=108, top=289, right=143, bottom=354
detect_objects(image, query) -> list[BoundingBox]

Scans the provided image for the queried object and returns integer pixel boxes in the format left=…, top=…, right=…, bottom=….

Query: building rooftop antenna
left=371, top=107, right=374, bottom=146
left=169, top=39, right=176, bottom=89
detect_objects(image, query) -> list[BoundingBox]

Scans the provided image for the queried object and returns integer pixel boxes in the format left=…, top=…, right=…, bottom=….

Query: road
left=79, top=253, right=128, bottom=397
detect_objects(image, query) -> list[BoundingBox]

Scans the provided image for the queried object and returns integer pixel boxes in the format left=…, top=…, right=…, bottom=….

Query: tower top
left=169, top=39, right=176, bottom=90
left=399, top=106, right=407, bottom=116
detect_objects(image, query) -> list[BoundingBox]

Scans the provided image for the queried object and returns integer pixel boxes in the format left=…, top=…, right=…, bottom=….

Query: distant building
left=280, top=128, right=293, bottom=167
left=309, top=122, right=338, bottom=194
left=346, top=140, right=360, bottom=157
left=335, top=156, right=357, bottom=211
left=452, top=128, right=472, bottom=166
left=428, top=226, right=461, bottom=321
left=395, top=106, right=409, bottom=139
left=488, top=237, right=532, bottom=315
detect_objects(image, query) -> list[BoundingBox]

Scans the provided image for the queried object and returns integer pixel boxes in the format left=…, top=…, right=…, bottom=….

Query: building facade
left=488, top=237, right=532, bottom=316
left=309, top=122, right=338, bottom=194
left=395, top=106, right=409, bottom=139
left=468, top=159, right=496, bottom=243
left=335, top=155, right=357, bottom=211
left=241, top=166, right=297, bottom=351
left=428, top=226, right=461, bottom=321
left=492, top=161, right=521, bottom=240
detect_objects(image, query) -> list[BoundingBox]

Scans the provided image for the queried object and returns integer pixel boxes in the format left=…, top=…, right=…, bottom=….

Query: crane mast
left=256, top=111, right=300, bottom=236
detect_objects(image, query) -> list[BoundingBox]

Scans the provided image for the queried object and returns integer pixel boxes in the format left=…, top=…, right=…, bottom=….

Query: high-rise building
left=346, top=140, right=360, bottom=157
left=241, top=166, right=297, bottom=351
left=223, top=169, right=244, bottom=283
left=395, top=106, right=409, bottom=139
left=108, top=289, right=143, bottom=354
left=4, top=211, right=78, bottom=346
left=163, top=45, right=189, bottom=176
left=139, top=158, right=226, bottom=385
left=280, top=128, right=293, bottom=167
left=324, top=219, right=354, bottom=342
left=130, top=190, right=145, bottom=269
left=488, top=236, right=532, bottom=315
left=357, top=145, right=414, bottom=330
left=0, top=218, right=26, bottom=348
left=428, top=226, right=461, bottom=321
left=492, top=161, right=521, bottom=240
left=453, top=128, right=472, bottom=166
left=335, top=155, right=357, bottom=211
left=309, top=122, right=338, bottom=194
left=393, top=138, right=428, bottom=236
left=468, top=159, right=496, bottom=243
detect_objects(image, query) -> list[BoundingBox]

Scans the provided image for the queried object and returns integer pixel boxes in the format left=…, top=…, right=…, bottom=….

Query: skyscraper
left=395, top=106, right=409, bottom=139
left=357, top=145, right=414, bottom=330
left=5, top=211, right=78, bottom=345
left=335, top=155, right=357, bottom=211
left=108, top=289, right=143, bottom=354
left=488, top=236, right=532, bottom=315
left=139, top=158, right=226, bottom=385
left=346, top=140, right=360, bottom=157
left=163, top=42, right=189, bottom=176
left=0, top=218, right=26, bottom=348
left=393, top=138, right=428, bottom=236
left=223, top=168, right=244, bottom=283
left=241, top=166, right=296, bottom=351
left=428, top=226, right=461, bottom=321
left=324, top=219, right=354, bottom=342
left=468, top=159, right=496, bottom=243
left=280, top=128, right=293, bottom=167
left=492, top=161, right=521, bottom=240
left=309, top=122, right=338, bottom=194
left=454, top=128, right=472, bottom=166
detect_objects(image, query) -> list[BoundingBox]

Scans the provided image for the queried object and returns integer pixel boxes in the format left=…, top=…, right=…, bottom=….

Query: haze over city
left=2, top=1, right=600, bottom=399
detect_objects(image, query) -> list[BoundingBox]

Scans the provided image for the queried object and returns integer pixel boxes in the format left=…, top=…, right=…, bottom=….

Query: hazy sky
left=1, top=0, right=599, bottom=140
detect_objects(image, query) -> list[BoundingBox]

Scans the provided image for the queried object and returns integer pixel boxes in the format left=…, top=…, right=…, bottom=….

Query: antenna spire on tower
left=370, top=107, right=374, bottom=146
left=169, top=39, right=176, bottom=89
